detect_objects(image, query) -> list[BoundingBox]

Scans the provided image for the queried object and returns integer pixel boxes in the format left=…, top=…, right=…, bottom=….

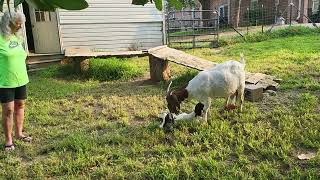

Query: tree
left=0, top=0, right=88, bottom=12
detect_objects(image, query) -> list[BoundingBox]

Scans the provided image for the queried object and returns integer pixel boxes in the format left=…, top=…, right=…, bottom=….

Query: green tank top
left=0, top=35, right=29, bottom=88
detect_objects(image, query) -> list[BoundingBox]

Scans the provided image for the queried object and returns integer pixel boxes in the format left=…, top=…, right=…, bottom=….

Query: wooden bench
left=64, top=47, right=148, bottom=74
left=148, top=46, right=217, bottom=81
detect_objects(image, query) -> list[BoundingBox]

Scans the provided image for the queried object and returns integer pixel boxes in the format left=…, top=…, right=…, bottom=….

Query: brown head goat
left=166, top=54, right=246, bottom=123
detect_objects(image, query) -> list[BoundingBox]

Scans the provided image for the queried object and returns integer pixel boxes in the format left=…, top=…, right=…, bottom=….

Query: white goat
left=166, top=54, right=246, bottom=123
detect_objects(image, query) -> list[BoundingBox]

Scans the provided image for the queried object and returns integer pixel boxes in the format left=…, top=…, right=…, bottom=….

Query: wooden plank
left=64, top=47, right=146, bottom=57
left=245, top=73, right=266, bottom=84
left=148, top=46, right=280, bottom=90
left=149, top=46, right=217, bottom=71
left=256, top=78, right=279, bottom=91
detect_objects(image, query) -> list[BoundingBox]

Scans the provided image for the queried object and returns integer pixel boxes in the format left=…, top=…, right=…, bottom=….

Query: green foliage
left=0, top=0, right=3, bottom=12
left=1, top=0, right=88, bottom=12
left=14, top=0, right=23, bottom=8
left=88, top=58, right=144, bottom=81
left=154, top=0, right=162, bottom=11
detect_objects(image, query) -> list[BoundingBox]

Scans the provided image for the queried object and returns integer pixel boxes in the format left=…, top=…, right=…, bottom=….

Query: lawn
left=0, top=27, right=319, bottom=179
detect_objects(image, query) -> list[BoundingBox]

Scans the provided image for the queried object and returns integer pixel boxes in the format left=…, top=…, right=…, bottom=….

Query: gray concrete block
left=245, top=84, right=264, bottom=102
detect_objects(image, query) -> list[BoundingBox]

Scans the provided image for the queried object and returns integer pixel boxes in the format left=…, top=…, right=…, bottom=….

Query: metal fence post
left=261, top=4, right=264, bottom=33
left=289, top=3, right=293, bottom=26
left=192, top=11, right=195, bottom=48
left=215, top=10, right=219, bottom=47
left=247, top=7, right=250, bottom=35
left=167, top=12, right=171, bottom=47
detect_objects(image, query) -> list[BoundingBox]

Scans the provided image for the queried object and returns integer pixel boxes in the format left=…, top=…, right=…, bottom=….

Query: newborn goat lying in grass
left=166, top=54, right=246, bottom=123
left=159, top=103, right=204, bottom=129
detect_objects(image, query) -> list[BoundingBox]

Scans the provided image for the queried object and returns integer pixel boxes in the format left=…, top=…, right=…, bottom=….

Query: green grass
left=88, top=57, right=145, bottom=81
left=219, top=26, right=320, bottom=46
left=0, top=27, right=319, bottom=179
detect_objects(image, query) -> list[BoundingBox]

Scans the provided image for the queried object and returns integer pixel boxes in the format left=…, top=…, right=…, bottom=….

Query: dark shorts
left=0, top=85, right=27, bottom=103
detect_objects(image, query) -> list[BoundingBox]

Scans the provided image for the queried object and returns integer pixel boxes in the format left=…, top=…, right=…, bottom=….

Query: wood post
left=73, top=57, right=89, bottom=74
left=149, top=54, right=171, bottom=82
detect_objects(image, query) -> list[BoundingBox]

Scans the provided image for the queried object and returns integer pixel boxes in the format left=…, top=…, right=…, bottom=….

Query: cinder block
left=245, top=84, right=263, bottom=102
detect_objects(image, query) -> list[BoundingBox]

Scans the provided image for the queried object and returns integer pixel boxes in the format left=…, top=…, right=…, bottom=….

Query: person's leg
left=14, top=85, right=31, bottom=142
left=0, top=88, right=15, bottom=150
left=14, top=99, right=25, bottom=138
left=2, top=102, right=15, bottom=147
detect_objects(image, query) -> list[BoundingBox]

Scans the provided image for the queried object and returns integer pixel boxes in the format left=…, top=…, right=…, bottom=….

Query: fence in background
left=166, top=1, right=319, bottom=49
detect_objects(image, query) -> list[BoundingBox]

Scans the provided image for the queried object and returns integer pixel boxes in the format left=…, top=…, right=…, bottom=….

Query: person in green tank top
left=0, top=10, right=32, bottom=151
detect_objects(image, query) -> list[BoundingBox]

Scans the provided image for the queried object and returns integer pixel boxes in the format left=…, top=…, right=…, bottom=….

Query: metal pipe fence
left=165, top=2, right=319, bottom=49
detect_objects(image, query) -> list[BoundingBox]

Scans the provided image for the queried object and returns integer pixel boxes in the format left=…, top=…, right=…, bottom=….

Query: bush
left=88, top=58, right=144, bottom=81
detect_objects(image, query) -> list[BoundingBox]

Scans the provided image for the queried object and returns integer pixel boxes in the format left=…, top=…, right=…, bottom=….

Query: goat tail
left=166, top=80, right=173, bottom=95
left=240, top=53, right=245, bottom=66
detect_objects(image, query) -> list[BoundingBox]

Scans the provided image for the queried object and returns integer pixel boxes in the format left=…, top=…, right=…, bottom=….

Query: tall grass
left=219, top=26, right=320, bottom=46
left=88, top=58, right=144, bottom=81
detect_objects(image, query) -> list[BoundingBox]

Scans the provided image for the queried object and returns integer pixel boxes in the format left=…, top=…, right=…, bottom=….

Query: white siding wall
left=58, top=0, right=163, bottom=51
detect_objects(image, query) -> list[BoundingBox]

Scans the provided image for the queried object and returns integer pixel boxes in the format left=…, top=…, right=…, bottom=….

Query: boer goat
left=166, top=54, right=246, bottom=123
left=159, top=102, right=204, bottom=129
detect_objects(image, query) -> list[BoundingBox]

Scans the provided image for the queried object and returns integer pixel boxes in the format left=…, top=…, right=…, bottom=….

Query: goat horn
left=166, top=80, right=173, bottom=95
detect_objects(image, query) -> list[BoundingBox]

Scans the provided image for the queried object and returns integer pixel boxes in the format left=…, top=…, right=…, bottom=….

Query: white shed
left=2, top=0, right=163, bottom=55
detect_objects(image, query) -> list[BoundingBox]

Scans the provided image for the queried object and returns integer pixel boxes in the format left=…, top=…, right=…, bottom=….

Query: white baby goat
left=166, top=54, right=246, bottom=123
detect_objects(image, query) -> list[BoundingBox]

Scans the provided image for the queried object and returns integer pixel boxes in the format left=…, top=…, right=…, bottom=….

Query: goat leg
left=203, top=98, right=211, bottom=123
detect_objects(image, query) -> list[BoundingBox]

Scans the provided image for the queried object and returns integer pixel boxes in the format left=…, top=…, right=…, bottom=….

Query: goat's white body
left=185, top=59, right=246, bottom=122
left=159, top=111, right=196, bottom=128
left=186, top=60, right=245, bottom=100
left=175, top=112, right=196, bottom=121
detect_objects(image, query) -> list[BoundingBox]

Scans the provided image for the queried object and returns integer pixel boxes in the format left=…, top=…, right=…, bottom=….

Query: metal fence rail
left=165, top=2, right=319, bottom=49
left=166, top=10, right=219, bottom=49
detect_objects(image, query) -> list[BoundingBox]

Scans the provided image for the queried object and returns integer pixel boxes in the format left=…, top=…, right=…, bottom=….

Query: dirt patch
left=257, top=90, right=298, bottom=112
